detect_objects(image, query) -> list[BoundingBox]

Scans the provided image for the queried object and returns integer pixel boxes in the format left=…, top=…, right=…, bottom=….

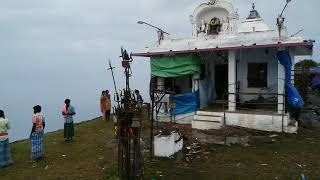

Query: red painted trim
left=131, top=42, right=313, bottom=57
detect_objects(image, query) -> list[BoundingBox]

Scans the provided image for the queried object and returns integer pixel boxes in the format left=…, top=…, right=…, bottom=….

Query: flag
left=287, top=0, right=292, bottom=3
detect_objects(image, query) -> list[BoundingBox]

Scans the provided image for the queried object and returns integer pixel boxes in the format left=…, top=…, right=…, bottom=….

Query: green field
left=1, top=117, right=320, bottom=180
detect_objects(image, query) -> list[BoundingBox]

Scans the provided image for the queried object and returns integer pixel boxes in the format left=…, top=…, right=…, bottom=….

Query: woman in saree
left=0, top=110, right=13, bottom=167
left=30, top=105, right=45, bottom=161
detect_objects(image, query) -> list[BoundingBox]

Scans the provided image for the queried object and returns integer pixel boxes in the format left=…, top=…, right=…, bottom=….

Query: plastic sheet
left=151, top=54, right=201, bottom=77
left=311, top=76, right=320, bottom=88
left=310, top=67, right=320, bottom=74
left=277, top=51, right=305, bottom=107
left=170, top=91, right=199, bottom=116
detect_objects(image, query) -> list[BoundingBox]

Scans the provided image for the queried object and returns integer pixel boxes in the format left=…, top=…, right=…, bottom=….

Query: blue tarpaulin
left=277, top=51, right=305, bottom=107
left=311, top=76, right=320, bottom=88
left=310, top=67, right=320, bottom=74
left=170, top=91, right=199, bottom=116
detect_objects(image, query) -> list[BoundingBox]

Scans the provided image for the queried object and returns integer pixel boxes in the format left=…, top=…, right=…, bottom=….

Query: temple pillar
left=278, top=62, right=285, bottom=114
left=290, top=51, right=295, bottom=85
left=228, top=50, right=236, bottom=111
left=193, top=74, right=200, bottom=92
left=157, top=77, right=165, bottom=90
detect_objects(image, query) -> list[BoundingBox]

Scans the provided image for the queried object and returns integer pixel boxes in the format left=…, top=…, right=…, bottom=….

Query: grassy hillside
left=0, top=118, right=116, bottom=180
left=144, top=131, right=320, bottom=179
left=1, top=117, right=320, bottom=180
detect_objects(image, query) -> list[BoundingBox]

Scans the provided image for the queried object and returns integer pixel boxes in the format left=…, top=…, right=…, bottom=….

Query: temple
left=132, top=0, right=314, bottom=133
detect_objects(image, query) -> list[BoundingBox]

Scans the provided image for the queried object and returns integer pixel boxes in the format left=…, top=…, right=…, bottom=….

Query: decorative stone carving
left=191, top=0, right=239, bottom=38
left=208, top=0, right=217, bottom=5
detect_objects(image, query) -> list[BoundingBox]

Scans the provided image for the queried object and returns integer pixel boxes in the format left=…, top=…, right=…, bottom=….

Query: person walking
left=0, top=110, right=13, bottom=167
left=62, top=99, right=76, bottom=141
left=100, top=91, right=108, bottom=121
left=30, top=105, right=45, bottom=161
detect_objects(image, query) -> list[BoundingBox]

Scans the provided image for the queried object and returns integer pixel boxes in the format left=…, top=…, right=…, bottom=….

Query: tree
left=295, top=59, right=318, bottom=69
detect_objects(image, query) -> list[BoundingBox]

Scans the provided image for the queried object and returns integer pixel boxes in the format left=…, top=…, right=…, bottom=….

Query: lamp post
left=277, top=0, right=292, bottom=38
left=280, top=0, right=292, bottom=17
left=137, top=21, right=170, bottom=44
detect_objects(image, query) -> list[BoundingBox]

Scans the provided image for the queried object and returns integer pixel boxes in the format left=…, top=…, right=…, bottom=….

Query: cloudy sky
left=0, top=0, right=319, bottom=141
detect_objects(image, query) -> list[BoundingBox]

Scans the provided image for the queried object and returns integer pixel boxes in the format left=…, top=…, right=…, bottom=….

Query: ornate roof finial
left=247, top=3, right=261, bottom=19
left=208, top=0, right=217, bottom=5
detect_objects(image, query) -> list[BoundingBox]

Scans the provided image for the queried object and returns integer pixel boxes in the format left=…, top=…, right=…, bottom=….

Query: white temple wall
left=237, top=48, right=279, bottom=102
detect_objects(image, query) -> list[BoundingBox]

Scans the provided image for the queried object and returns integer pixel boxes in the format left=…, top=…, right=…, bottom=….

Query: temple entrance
left=215, top=64, right=228, bottom=100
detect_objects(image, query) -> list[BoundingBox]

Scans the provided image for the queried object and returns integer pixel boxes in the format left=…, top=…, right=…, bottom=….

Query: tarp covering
left=199, top=79, right=215, bottom=109
left=170, top=91, right=199, bottom=116
left=311, top=76, right=320, bottom=88
left=310, top=67, right=320, bottom=74
left=277, top=51, right=305, bottom=108
left=151, top=54, right=201, bottom=77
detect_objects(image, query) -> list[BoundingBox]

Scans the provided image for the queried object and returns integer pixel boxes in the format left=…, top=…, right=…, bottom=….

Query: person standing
left=30, top=105, right=45, bottom=161
left=135, top=90, right=144, bottom=112
left=0, top=110, right=13, bottom=167
left=105, top=90, right=111, bottom=121
left=62, top=99, right=76, bottom=141
left=100, top=91, right=107, bottom=121
left=135, top=90, right=143, bottom=103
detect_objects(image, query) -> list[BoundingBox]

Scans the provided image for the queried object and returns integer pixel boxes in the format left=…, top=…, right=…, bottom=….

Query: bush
left=295, top=59, right=318, bottom=69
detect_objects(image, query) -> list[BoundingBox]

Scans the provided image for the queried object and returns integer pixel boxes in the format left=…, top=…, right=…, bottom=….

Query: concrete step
left=196, top=111, right=224, bottom=117
left=193, top=115, right=222, bottom=123
left=192, top=115, right=224, bottom=130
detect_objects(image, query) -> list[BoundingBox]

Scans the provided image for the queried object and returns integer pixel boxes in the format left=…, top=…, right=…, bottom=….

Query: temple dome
left=238, top=3, right=270, bottom=33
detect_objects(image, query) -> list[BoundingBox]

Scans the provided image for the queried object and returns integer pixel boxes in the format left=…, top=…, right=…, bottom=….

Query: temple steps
left=192, top=111, right=224, bottom=130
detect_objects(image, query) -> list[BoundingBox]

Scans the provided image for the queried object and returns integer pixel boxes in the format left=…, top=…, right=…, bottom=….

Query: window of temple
left=247, top=63, right=268, bottom=88
left=164, top=76, right=193, bottom=94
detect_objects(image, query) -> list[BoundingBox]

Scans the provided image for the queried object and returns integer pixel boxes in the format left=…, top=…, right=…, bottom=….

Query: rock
left=192, top=132, right=250, bottom=145
left=250, top=136, right=273, bottom=144
left=300, top=111, right=320, bottom=129
left=206, top=136, right=225, bottom=145
left=105, top=139, right=117, bottom=148
left=296, top=163, right=302, bottom=168
left=226, top=136, right=250, bottom=146
left=269, top=134, right=279, bottom=138
left=236, top=162, right=241, bottom=167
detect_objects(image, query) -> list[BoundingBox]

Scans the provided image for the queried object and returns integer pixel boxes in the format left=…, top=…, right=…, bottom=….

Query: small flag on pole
left=287, top=0, right=292, bottom=3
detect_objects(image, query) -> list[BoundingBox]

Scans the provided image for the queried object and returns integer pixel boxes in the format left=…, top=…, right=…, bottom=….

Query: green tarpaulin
left=151, top=54, right=201, bottom=77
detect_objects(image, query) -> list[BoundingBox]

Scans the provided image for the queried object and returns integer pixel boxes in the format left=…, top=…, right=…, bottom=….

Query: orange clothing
left=100, top=95, right=108, bottom=113
left=106, top=98, right=111, bottom=111
left=32, top=113, right=44, bottom=132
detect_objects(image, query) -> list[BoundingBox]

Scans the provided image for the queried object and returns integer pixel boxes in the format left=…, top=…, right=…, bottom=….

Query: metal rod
left=280, top=2, right=289, bottom=17
left=108, top=59, right=120, bottom=106
left=138, top=21, right=170, bottom=35
left=150, top=91, right=155, bottom=160
left=228, top=92, right=285, bottom=96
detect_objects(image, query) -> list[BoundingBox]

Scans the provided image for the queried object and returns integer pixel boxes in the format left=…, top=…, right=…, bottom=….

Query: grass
left=1, top=116, right=320, bottom=180
left=0, top=117, right=116, bottom=180
left=143, top=130, right=320, bottom=180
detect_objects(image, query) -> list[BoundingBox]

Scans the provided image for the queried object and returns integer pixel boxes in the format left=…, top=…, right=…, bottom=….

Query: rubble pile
left=184, top=140, right=208, bottom=163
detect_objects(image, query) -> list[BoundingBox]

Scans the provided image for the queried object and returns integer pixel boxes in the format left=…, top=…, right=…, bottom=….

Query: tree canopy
left=295, top=59, right=319, bottom=69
